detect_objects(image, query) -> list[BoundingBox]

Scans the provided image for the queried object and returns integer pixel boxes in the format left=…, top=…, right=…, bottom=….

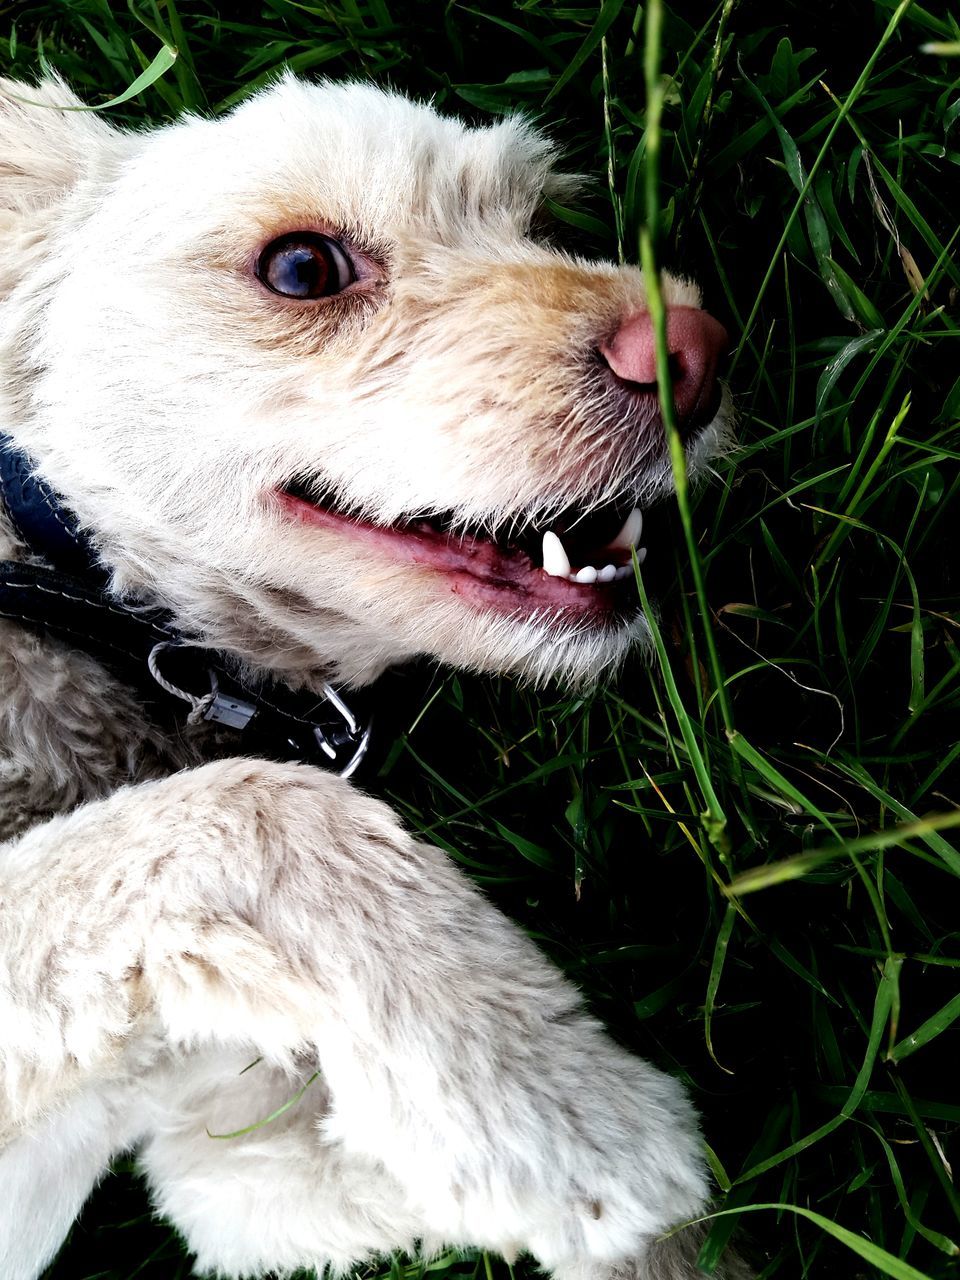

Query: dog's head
left=0, top=75, right=730, bottom=687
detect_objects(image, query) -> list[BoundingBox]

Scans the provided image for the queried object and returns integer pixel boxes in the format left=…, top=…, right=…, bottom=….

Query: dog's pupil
left=266, top=242, right=329, bottom=298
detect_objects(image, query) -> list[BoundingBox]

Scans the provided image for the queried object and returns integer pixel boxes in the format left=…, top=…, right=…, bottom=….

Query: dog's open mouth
left=277, top=480, right=649, bottom=620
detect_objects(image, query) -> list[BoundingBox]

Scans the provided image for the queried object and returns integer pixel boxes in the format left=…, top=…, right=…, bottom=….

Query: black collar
left=0, top=435, right=372, bottom=777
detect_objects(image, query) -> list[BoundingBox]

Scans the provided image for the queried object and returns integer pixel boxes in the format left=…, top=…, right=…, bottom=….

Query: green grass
left=3, top=1, right=960, bottom=1277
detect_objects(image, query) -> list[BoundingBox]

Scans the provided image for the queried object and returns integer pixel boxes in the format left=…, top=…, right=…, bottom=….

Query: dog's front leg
left=0, top=757, right=708, bottom=1278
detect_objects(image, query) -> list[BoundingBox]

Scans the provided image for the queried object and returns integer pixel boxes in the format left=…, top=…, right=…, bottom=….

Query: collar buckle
left=148, top=642, right=371, bottom=779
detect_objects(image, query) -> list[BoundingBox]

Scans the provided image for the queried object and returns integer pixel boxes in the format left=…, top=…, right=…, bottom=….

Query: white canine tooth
left=541, top=530, right=572, bottom=579
left=608, top=507, right=643, bottom=551
left=637, top=545, right=647, bottom=564
left=574, top=566, right=598, bottom=584
left=597, top=564, right=617, bottom=583
left=614, top=565, right=633, bottom=580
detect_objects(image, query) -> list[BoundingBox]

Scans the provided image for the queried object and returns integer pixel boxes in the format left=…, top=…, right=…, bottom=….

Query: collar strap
left=0, top=435, right=371, bottom=778
left=0, top=437, right=99, bottom=572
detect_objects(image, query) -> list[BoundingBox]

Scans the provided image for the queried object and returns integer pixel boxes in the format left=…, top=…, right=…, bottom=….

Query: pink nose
left=598, top=306, right=729, bottom=432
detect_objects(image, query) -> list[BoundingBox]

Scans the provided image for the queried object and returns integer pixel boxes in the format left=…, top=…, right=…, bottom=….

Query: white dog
left=0, top=75, right=742, bottom=1280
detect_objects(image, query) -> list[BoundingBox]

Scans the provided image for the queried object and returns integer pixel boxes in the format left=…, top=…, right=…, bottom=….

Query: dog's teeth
left=607, top=507, right=643, bottom=551
left=542, top=530, right=572, bottom=578
left=613, top=549, right=645, bottom=580
left=573, top=566, right=598, bottom=584
left=596, top=564, right=617, bottom=583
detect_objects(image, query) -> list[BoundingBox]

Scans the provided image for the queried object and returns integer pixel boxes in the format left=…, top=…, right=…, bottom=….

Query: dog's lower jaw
left=218, top=595, right=645, bottom=693
left=195, top=583, right=647, bottom=691
left=96, top=528, right=651, bottom=692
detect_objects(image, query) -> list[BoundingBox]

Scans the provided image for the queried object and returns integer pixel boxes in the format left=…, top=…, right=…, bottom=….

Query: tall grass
left=2, top=2, right=959, bottom=1277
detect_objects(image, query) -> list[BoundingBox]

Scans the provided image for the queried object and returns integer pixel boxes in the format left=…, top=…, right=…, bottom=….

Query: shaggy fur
left=0, top=75, right=742, bottom=1279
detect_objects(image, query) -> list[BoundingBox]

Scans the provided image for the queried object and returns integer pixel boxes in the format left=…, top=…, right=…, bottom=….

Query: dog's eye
left=257, top=233, right=355, bottom=299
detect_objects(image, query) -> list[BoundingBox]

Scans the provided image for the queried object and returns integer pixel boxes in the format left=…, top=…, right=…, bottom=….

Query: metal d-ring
left=315, top=681, right=372, bottom=778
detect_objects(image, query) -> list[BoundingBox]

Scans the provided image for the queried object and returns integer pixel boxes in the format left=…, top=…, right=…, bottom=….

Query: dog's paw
left=408, top=1041, right=708, bottom=1272
left=528, top=1079, right=708, bottom=1271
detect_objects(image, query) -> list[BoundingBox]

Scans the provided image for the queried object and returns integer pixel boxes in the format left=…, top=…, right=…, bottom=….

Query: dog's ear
left=0, top=76, right=122, bottom=215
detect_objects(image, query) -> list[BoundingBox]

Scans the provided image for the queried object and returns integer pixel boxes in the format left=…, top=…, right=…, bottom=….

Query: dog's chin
left=361, top=588, right=648, bottom=691
left=496, top=607, right=651, bottom=690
